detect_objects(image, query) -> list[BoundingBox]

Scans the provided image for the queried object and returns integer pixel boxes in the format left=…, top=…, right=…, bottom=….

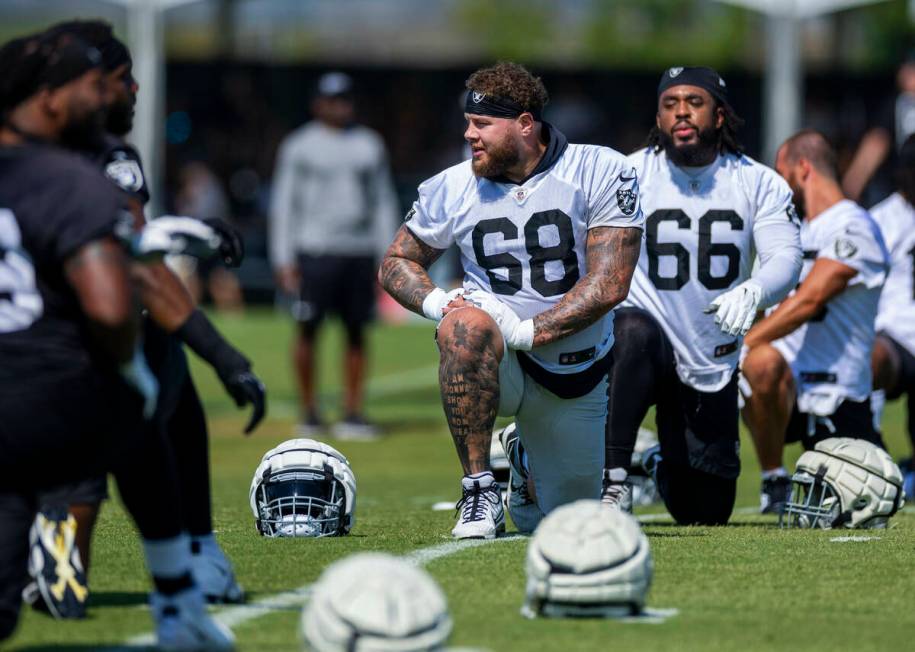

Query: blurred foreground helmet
left=522, top=499, right=652, bottom=618
left=301, top=553, right=452, bottom=651
left=783, top=437, right=904, bottom=529
left=249, top=438, right=356, bottom=537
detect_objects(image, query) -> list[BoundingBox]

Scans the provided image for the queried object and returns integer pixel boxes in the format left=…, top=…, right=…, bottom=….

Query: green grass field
left=6, top=310, right=914, bottom=652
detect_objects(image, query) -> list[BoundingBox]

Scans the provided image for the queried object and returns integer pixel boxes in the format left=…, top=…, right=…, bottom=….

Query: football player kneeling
left=782, top=437, right=905, bottom=529
left=301, top=553, right=452, bottom=651
left=249, top=439, right=356, bottom=537
left=523, top=499, right=652, bottom=618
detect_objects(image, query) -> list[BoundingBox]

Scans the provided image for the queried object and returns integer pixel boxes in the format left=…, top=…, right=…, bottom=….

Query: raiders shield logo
left=835, top=237, right=858, bottom=259
left=785, top=204, right=800, bottom=225
left=668, top=67, right=684, bottom=78
left=472, top=91, right=485, bottom=103
left=617, top=187, right=637, bottom=216
left=404, top=207, right=416, bottom=222
left=105, top=156, right=144, bottom=193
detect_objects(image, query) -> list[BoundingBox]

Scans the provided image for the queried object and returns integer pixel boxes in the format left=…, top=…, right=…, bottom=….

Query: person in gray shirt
left=270, top=72, right=399, bottom=439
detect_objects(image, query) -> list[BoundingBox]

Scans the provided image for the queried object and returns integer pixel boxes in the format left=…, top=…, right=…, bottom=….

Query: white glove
left=131, top=216, right=222, bottom=261
left=119, top=347, right=159, bottom=419
left=421, top=287, right=465, bottom=321
left=705, top=279, right=763, bottom=337
left=463, top=290, right=534, bottom=351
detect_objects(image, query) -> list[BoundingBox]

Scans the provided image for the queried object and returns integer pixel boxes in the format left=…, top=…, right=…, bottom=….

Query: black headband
left=465, top=89, right=542, bottom=121
left=657, top=66, right=729, bottom=107
left=38, top=38, right=102, bottom=90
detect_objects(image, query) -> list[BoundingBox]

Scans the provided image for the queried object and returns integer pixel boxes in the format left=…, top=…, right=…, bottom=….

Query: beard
left=106, top=97, right=135, bottom=136
left=660, top=125, right=720, bottom=167
left=790, top=185, right=806, bottom=220
left=59, top=108, right=105, bottom=151
left=471, top=132, right=520, bottom=178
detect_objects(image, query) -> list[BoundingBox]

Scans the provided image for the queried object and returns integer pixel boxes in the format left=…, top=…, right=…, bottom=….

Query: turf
left=6, top=310, right=914, bottom=651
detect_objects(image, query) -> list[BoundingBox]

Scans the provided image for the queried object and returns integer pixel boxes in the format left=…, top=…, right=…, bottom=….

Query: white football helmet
left=522, top=499, right=652, bottom=618
left=783, top=437, right=904, bottom=529
left=249, top=438, right=356, bottom=538
left=301, top=553, right=452, bottom=652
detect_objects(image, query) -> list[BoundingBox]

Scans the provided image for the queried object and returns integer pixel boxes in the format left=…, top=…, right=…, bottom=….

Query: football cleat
left=451, top=472, right=505, bottom=539
left=782, top=437, right=904, bottom=529
left=498, top=423, right=542, bottom=532
left=301, top=553, right=452, bottom=651
left=27, top=507, right=88, bottom=619
left=331, top=414, right=380, bottom=441
left=190, top=542, right=244, bottom=604
left=600, top=473, right=633, bottom=513
left=489, top=430, right=510, bottom=495
left=523, top=500, right=652, bottom=619
left=759, top=474, right=791, bottom=515
left=250, top=438, right=356, bottom=538
left=151, top=587, right=235, bottom=651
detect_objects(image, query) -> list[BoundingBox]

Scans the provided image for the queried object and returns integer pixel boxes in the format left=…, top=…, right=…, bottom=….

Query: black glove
left=222, top=369, right=266, bottom=434
left=203, top=217, right=245, bottom=267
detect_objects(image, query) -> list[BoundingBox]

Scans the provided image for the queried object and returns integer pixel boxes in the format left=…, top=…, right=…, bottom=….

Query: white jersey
left=624, top=149, right=800, bottom=391
left=772, top=200, right=889, bottom=415
left=872, top=192, right=915, bottom=355
left=406, top=136, right=644, bottom=374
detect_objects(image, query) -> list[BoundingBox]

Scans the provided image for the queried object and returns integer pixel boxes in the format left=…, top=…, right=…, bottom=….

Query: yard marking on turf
left=113, top=534, right=525, bottom=649
left=830, top=535, right=881, bottom=542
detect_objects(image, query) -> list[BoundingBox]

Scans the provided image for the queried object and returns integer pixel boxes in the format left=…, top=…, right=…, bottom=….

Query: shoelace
left=601, top=480, right=630, bottom=504
left=455, top=483, right=497, bottom=523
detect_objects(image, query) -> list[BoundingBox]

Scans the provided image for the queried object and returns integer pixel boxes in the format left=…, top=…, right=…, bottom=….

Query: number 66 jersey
left=405, top=126, right=644, bottom=375
left=624, top=147, right=802, bottom=392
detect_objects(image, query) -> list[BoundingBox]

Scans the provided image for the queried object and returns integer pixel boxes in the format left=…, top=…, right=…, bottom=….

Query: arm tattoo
left=532, top=226, right=641, bottom=347
left=379, top=225, right=446, bottom=314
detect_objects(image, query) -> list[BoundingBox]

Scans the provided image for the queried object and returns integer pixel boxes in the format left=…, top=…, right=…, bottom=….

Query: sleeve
left=750, top=169, right=803, bottom=307
left=586, top=148, right=645, bottom=230
left=816, top=211, right=888, bottom=289
left=370, top=144, right=401, bottom=259
left=54, top=166, right=126, bottom=261
left=102, top=143, right=150, bottom=204
left=268, top=138, right=298, bottom=269
left=402, top=170, right=456, bottom=250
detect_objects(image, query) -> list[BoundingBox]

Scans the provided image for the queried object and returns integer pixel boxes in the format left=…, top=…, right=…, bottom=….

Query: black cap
left=657, top=66, right=729, bottom=106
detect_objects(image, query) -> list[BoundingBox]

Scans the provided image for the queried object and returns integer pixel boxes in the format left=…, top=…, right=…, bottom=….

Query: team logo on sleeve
left=404, top=207, right=416, bottom=222
left=786, top=204, right=801, bottom=226
left=616, top=170, right=638, bottom=216
left=834, top=237, right=858, bottom=259
left=105, top=154, right=144, bottom=193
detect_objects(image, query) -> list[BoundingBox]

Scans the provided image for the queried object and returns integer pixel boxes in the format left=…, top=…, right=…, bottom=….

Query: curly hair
left=645, top=99, right=745, bottom=156
left=465, top=61, right=549, bottom=116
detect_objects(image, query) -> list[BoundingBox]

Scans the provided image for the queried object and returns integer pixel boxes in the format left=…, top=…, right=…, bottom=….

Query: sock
left=761, top=467, right=788, bottom=481
left=462, top=471, right=495, bottom=489
left=604, top=467, right=628, bottom=483
left=871, top=390, right=886, bottom=432
left=144, top=533, right=194, bottom=595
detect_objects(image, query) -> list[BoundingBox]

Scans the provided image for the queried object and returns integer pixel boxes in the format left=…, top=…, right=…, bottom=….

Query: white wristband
left=421, top=287, right=448, bottom=321
left=513, top=319, right=535, bottom=351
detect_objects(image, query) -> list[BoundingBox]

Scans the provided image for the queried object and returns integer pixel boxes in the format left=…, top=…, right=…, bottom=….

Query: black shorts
left=878, top=332, right=915, bottom=401
left=656, top=372, right=741, bottom=480
left=295, top=254, right=376, bottom=327
left=38, top=476, right=108, bottom=509
left=785, top=397, right=884, bottom=449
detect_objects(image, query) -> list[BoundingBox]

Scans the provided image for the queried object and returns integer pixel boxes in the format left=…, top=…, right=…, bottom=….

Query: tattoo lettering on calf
left=438, top=317, right=500, bottom=474
left=533, top=226, right=642, bottom=347
left=379, top=225, right=445, bottom=313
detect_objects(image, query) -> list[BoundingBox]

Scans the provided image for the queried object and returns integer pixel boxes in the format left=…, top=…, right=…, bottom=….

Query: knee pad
left=661, top=464, right=736, bottom=526
left=613, top=309, right=668, bottom=364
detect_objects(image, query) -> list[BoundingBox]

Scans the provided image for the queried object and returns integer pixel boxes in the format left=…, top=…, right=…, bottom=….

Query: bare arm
left=841, top=127, right=891, bottom=202
left=532, top=226, right=641, bottom=347
left=64, top=237, right=139, bottom=364
left=744, top=258, right=857, bottom=348
left=132, top=261, right=196, bottom=332
left=378, top=225, right=446, bottom=313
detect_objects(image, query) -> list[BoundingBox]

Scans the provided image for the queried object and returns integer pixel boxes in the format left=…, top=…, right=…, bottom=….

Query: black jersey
left=94, top=132, right=149, bottom=205
left=0, top=143, right=126, bottom=381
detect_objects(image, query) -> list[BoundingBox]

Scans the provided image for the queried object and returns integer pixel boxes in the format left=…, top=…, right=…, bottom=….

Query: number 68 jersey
left=624, top=147, right=800, bottom=392
left=405, top=130, right=644, bottom=375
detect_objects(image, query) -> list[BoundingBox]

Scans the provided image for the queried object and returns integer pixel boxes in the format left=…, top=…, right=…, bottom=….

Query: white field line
left=113, top=535, right=524, bottom=650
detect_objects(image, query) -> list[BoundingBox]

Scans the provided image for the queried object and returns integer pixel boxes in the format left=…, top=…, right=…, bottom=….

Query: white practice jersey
left=772, top=200, right=889, bottom=415
left=624, top=148, right=800, bottom=391
left=406, top=138, right=644, bottom=374
left=872, top=192, right=915, bottom=355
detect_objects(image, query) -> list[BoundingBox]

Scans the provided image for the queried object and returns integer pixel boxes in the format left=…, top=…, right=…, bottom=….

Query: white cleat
left=151, top=587, right=235, bottom=651
left=191, top=543, right=244, bottom=604
left=451, top=472, right=505, bottom=539
left=600, top=473, right=634, bottom=513
left=497, top=423, right=542, bottom=533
